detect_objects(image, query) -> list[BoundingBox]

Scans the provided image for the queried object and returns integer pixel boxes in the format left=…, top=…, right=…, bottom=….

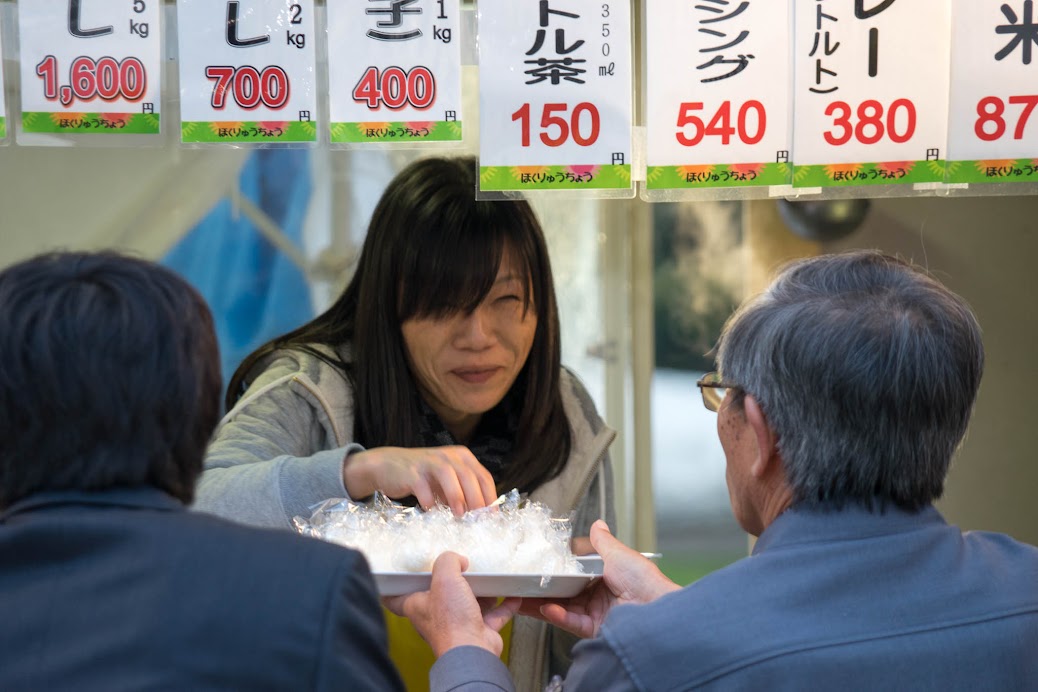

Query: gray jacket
left=194, top=345, right=616, bottom=690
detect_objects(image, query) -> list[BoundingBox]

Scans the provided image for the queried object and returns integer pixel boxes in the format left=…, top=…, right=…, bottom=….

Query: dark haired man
left=391, top=250, right=1038, bottom=691
left=0, top=251, right=403, bottom=691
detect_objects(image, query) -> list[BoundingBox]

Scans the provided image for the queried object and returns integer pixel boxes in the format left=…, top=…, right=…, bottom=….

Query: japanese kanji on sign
left=177, top=0, right=318, bottom=144
left=477, top=0, right=634, bottom=193
left=327, top=0, right=463, bottom=145
left=17, top=0, right=162, bottom=137
left=946, top=0, right=1038, bottom=185
left=792, top=0, right=952, bottom=188
left=645, top=0, right=794, bottom=191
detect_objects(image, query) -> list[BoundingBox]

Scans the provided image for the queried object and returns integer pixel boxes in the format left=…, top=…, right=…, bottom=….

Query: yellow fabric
left=385, top=607, right=512, bottom=692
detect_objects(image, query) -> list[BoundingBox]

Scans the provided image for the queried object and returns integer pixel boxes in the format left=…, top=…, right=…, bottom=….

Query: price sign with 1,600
left=791, top=0, right=951, bottom=188
left=946, top=1, right=1038, bottom=185
left=326, top=0, right=462, bottom=144
left=17, top=0, right=161, bottom=136
left=644, top=0, right=793, bottom=191
left=177, top=0, right=318, bottom=144
left=477, top=2, right=634, bottom=192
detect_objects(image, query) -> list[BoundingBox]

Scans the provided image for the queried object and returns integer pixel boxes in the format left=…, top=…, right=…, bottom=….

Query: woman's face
left=401, top=249, right=537, bottom=441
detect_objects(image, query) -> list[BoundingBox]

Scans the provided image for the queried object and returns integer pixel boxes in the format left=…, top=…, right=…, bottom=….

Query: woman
left=195, top=155, right=616, bottom=690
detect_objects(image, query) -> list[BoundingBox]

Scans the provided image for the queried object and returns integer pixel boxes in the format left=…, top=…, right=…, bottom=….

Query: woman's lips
left=452, top=367, right=500, bottom=384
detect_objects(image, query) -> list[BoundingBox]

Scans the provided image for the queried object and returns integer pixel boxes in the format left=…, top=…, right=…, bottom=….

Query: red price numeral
left=675, top=101, right=766, bottom=147
left=823, top=99, right=916, bottom=146
left=352, top=66, right=436, bottom=110
left=36, top=55, right=147, bottom=107
left=511, top=102, right=600, bottom=147
left=975, top=95, right=1038, bottom=142
left=206, top=65, right=290, bottom=110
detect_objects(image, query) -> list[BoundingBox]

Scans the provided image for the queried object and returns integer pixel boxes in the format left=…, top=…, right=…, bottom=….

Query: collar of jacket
left=1, top=487, right=184, bottom=522
left=753, top=503, right=946, bottom=556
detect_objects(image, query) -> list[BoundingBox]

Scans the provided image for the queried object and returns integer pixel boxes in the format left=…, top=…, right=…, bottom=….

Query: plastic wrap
left=293, top=489, right=584, bottom=576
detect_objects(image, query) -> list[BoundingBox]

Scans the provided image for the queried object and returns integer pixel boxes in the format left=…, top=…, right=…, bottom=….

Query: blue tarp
left=162, top=149, right=314, bottom=397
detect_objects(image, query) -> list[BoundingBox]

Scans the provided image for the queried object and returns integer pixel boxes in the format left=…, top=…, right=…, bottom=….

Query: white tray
left=373, top=570, right=601, bottom=597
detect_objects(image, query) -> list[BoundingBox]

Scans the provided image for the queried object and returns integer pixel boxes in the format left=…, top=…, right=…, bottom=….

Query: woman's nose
left=454, top=307, right=495, bottom=349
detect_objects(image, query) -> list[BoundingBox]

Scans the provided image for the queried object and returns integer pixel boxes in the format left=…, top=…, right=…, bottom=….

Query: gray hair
left=716, top=250, right=984, bottom=511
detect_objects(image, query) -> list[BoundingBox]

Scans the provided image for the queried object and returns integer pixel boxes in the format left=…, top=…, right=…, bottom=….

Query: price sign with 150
left=511, top=102, right=601, bottom=147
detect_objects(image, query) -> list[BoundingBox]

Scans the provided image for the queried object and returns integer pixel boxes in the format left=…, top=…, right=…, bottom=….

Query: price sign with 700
left=205, top=65, right=290, bottom=111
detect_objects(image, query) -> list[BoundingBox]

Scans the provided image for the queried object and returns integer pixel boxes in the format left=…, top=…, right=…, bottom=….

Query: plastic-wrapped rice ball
left=293, top=490, right=584, bottom=575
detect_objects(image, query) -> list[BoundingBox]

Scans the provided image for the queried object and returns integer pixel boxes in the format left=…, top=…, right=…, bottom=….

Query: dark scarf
left=416, top=392, right=518, bottom=483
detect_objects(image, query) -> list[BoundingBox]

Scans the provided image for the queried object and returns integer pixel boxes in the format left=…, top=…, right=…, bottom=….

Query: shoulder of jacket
left=219, top=346, right=355, bottom=436
left=559, top=366, right=605, bottom=436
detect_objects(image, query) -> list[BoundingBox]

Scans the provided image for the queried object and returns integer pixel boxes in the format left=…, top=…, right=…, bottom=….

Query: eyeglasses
left=696, top=372, right=740, bottom=412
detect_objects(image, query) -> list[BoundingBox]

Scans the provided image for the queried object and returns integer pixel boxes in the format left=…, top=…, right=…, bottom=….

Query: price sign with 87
left=946, top=1, right=1038, bottom=184
left=177, top=0, right=318, bottom=144
left=18, top=0, right=161, bottom=136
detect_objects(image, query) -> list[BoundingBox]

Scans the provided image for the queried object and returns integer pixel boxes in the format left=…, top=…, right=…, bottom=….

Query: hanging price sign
left=792, top=0, right=951, bottom=188
left=177, top=0, right=317, bottom=144
left=947, top=1, right=1038, bottom=185
left=645, top=0, right=793, bottom=190
left=327, top=0, right=462, bottom=144
left=477, top=1, right=633, bottom=193
left=17, top=0, right=161, bottom=136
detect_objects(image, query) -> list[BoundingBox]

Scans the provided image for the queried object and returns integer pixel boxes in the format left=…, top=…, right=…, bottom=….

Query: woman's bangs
left=398, top=219, right=504, bottom=321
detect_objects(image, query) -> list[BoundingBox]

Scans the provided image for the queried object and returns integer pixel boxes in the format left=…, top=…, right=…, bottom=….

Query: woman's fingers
left=428, top=459, right=469, bottom=516
left=346, top=445, right=500, bottom=514
left=452, top=450, right=497, bottom=509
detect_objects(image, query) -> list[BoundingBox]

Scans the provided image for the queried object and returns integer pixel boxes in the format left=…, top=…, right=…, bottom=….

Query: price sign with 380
left=791, top=0, right=951, bottom=188
left=18, top=0, right=162, bottom=136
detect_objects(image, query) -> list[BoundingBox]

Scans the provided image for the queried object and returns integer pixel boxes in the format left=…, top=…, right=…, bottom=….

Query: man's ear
left=743, top=394, right=778, bottom=478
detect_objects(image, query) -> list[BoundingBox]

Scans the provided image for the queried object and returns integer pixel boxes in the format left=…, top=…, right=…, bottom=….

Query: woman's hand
left=383, top=552, right=520, bottom=657
left=343, top=446, right=498, bottom=516
left=521, top=520, right=680, bottom=638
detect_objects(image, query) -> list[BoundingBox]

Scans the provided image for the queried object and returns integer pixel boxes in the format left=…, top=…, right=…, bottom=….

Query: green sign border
left=181, top=120, right=317, bottom=144
left=793, top=160, right=945, bottom=187
left=22, top=112, right=160, bottom=135
left=479, top=164, right=632, bottom=191
left=945, top=159, right=1038, bottom=184
left=330, top=120, right=462, bottom=143
left=646, top=162, right=791, bottom=190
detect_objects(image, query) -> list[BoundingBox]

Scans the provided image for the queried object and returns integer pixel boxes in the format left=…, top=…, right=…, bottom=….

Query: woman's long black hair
left=227, top=156, right=571, bottom=494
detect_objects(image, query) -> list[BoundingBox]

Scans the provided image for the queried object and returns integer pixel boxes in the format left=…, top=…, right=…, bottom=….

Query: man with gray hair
left=390, top=250, right=1038, bottom=691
